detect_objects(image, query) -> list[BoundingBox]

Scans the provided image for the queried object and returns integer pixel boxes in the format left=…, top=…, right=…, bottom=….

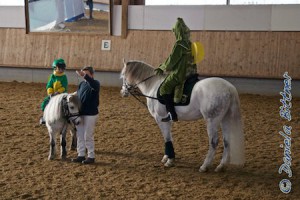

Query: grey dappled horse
left=120, top=60, right=245, bottom=172
left=44, top=93, right=81, bottom=160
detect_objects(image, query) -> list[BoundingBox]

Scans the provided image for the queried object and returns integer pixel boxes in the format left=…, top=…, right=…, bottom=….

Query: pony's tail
left=226, top=91, right=245, bottom=166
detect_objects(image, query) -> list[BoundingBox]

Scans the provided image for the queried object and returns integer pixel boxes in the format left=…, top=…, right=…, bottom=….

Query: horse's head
left=63, top=93, right=81, bottom=125
left=120, top=59, right=157, bottom=98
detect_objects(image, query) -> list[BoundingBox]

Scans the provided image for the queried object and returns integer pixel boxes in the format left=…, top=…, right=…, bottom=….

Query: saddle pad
left=157, top=74, right=200, bottom=106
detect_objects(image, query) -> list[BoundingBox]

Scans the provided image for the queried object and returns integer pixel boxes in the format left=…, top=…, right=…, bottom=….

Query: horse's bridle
left=62, top=96, right=80, bottom=124
left=121, top=75, right=160, bottom=107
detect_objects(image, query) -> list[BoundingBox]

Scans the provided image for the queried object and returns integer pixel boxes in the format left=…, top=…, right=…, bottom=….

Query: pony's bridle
left=121, top=75, right=160, bottom=107
left=62, top=96, right=80, bottom=124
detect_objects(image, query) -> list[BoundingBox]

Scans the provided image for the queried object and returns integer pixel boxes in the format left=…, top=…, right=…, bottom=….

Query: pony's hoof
left=215, top=164, right=225, bottom=172
left=161, top=155, right=168, bottom=164
left=70, top=146, right=76, bottom=151
left=164, top=159, right=175, bottom=167
left=61, top=155, right=67, bottom=160
left=48, top=155, right=55, bottom=160
left=199, top=165, right=208, bottom=173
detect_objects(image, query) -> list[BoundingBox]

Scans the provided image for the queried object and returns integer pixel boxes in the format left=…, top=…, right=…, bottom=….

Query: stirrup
left=161, top=112, right=178, bottom=122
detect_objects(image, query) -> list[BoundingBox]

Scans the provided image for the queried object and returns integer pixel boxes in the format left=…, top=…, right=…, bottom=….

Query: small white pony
left=120, top=60, right=245, bottom=172
left=44, top=93, right=81, bottom=160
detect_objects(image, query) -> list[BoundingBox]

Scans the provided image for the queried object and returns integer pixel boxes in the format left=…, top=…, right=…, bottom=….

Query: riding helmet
left=52, top=58, right=66, bottom=69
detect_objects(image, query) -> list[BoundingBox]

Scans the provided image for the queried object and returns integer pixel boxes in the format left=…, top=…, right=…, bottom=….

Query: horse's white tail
left=226, top=91, right=245, bottom=166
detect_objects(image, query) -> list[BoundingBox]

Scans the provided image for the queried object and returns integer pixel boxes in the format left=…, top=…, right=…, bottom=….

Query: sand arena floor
left=0, top=81, right=299, bottom=199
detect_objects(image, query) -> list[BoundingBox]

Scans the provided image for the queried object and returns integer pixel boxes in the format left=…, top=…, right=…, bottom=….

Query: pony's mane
left=123, top=60, right=162, bottom=88
left=44, top=93, right=67, bottom=123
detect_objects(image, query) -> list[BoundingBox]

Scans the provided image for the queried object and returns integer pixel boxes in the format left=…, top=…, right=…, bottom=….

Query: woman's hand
left=76, top=70, right=85, bottom=77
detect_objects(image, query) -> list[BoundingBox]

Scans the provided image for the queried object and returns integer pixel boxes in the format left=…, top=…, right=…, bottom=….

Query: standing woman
left=72, top=66, right=100, bottom=164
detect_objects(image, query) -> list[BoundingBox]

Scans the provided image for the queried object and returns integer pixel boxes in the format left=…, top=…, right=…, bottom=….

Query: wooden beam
left=121, top=0, right=129, bottom=39
left=24, top=0, right=30, bottom=34
left=109, top=0, right=113, bottom=35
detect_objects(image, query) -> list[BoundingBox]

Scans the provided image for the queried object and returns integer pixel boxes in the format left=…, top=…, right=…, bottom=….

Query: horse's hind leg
left=70, top=127, right=77, bottom=151
left=215, top=118, right=230, bottom=172
left=199, top=118, right=220, bottom=172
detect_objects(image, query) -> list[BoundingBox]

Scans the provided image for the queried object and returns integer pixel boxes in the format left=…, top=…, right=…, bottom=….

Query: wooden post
left=109, top=0, right=113, bottom=35
left=24, top=0, right=30, bottom=34
left=121, top=0, right=129, bottom=39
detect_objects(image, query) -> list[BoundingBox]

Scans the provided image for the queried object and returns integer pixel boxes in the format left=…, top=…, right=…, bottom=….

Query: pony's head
left=63, top=93, right=81, bottom=125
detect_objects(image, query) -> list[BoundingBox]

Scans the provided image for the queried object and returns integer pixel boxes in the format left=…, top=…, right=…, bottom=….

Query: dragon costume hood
left=172, top=18, right=190, bottom=41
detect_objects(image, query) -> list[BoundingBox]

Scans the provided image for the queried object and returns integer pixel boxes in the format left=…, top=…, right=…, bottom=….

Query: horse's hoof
left=164, top=159, right=175, bottom=167
left=215, top=164, right=225, bottom=172
left=48, top=155, right=55, bottom=160
left=199, top=165, right=208, bottom=173
left=70, top=146, right=76, bottom=151
left=161, top=155, right=168, bottom=164
left=61, top=155, right=67, bottom=160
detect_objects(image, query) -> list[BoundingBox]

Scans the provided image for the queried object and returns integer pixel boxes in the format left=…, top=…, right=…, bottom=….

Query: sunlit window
left=0, top=0, right=24, bottom=6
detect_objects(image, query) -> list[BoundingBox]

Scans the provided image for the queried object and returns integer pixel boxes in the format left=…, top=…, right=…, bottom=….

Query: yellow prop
left=192, top=42, right=205, bottom=64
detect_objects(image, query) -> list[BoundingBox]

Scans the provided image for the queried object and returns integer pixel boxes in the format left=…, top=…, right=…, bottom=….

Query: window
left=0, top=0, right=24, bottom=6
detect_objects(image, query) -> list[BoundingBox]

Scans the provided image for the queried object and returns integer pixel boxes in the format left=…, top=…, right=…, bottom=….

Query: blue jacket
left=77, top=74, right=100, bottom=115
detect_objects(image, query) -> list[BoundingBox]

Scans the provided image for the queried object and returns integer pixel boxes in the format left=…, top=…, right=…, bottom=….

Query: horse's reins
left=126, top=75, right=162, bottom=107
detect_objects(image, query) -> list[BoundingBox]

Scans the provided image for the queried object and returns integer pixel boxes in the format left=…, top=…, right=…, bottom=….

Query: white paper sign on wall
left=101, top=40, right=111, bottom=51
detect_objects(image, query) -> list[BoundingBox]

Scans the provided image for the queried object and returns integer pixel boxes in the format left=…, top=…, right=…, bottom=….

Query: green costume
left=157, top=18, right=197, bottom=103
left=40, top=59, right=68, bottom=111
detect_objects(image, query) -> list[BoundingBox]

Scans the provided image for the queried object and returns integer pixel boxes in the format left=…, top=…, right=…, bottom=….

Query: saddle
left=157, top=74, right=200, bottom=106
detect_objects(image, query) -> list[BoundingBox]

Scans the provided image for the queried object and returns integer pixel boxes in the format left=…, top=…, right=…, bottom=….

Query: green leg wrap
left=41, top=96, right=50, bottom=111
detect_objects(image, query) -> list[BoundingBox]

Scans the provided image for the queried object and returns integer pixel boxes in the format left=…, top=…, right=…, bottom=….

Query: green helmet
left=52, top=58, right=66, bottom=69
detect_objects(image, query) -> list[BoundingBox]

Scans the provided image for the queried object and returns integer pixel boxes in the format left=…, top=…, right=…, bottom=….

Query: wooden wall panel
left=0, top=28, right=299, bottom=79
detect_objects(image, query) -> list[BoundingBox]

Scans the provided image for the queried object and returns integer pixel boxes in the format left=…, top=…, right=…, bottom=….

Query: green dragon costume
left=40, top=58, right=68, bottom=111
left=155, top=18, right=197, bottom=122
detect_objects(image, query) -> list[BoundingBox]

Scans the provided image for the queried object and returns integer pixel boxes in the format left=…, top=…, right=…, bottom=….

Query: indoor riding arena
left=1, top=0, right=300, bottom=199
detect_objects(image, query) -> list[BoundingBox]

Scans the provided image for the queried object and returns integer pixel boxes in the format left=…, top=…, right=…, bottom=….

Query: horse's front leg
left=48, top=130, right=56, bottom=160
left=70, top=126, right=77, bottom=151
left=157, top=121, right=175, bottom=167
left=60, top=124, right=68, bottom=160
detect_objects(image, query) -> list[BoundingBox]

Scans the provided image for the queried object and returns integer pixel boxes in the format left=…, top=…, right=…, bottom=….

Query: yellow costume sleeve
left=57, top=87, right=66, bottom=93
left=47, top=88, right=54, bottom=95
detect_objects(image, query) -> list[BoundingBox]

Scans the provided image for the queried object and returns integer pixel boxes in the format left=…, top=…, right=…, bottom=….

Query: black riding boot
left=39, top=115, right=45, bottom=125
left=161, top=94, right=178, bottom=122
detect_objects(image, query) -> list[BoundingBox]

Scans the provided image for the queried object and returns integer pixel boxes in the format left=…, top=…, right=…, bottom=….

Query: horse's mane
left=44, top=93, right=67, bottom=123
left=123, top=60, right=162, bottom=88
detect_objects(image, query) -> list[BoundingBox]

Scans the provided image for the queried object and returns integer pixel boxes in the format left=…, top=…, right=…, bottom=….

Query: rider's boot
left=161, top=94, right=178, bottom=122
left=39, top=113, right=45, bottom=125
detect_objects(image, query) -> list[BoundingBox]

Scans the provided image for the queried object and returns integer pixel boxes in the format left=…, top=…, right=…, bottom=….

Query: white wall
left=1, top=4, right=300, bottom=32
left=0, top=6, right=25, bottom=28
left=1, top=67, right=299, bottom=96
left=113, top=5, right=300, bottom=35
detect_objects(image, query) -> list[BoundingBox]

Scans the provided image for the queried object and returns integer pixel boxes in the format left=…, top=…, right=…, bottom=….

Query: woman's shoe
left=82, top=157, right=95, bottom=164
left=71, top=156, right=85, bottom=163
